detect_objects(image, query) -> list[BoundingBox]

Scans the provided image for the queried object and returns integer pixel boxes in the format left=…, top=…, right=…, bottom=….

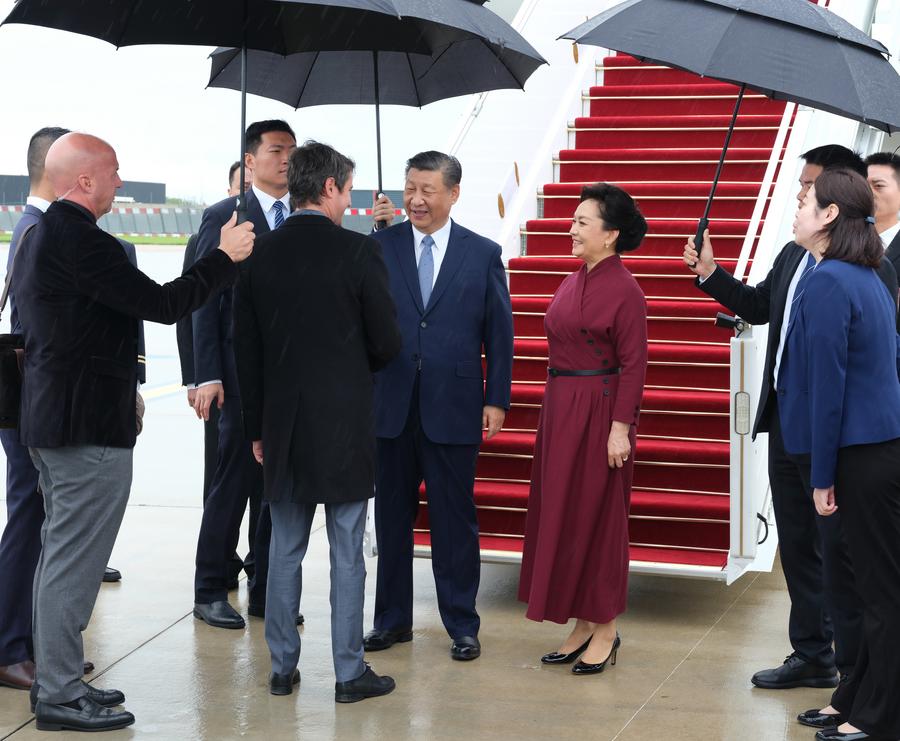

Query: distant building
left=0, top=175, right=165, bottom=205
left=0, top=185, right=404, bottom=237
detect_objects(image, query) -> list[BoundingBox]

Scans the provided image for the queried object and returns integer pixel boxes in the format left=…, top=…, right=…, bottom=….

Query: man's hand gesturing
left=218, top=212, right=255, bottom=263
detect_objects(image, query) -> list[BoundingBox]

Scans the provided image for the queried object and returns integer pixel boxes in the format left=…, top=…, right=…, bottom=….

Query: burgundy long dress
left=518, top=255, right=648, bottom=624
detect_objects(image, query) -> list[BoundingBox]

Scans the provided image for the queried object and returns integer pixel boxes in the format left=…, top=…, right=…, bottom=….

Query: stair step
left=512, top=338, right=730, bottom=363
left=571, top=115, right=782, bottom=149
left=556, top=147, right=778, bottom=183
left=522, top=229, right=756, bottom=259
left=508, top=257, right=744, bottom=296
left=599, top=55, right=709, bottom=87
left=411, top=533, right=728, bottom=569
left=526, top=217, right=757, bottom=236
left=586, top=85, right=784, bottom=117
left=540, top=180, right=769, bottom=219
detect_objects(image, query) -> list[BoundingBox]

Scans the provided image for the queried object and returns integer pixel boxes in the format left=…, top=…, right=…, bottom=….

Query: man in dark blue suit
left=0, top=127, right=69, bottom=690
left=363, top=151, right=514, bottom=661
left=190, top=120, right=297, bottom=629
left=176, top=162, right=250, bottom=590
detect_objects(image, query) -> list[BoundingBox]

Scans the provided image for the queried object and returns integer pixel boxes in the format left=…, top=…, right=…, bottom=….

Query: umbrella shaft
left=694, top=84, right=746, bottom=255
left=237, top=44, right=249, bottom=223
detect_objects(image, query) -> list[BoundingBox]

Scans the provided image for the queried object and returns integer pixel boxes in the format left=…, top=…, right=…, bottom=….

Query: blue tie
left=273, top=201, right=285, bottom=229
left=419, top=235, right=435, bottom=307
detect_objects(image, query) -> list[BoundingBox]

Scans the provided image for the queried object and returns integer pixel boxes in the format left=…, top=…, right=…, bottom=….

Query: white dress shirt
left=195, top=187, right=289, bottom=391
left=412, top=219, right=452, bottom=289
left=251, top=185, right=291, bottom=232
left=26, top=196, right=51, bottom=213
left=774, top=253, right=814, bottom=384
left=880, top=221, right=900, bottom=250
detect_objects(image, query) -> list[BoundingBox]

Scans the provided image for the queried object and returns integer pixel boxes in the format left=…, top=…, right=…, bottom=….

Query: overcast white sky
left=0, top=1, right=488, bottom=204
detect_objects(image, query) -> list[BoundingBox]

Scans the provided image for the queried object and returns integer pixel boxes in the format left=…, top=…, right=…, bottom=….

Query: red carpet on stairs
left=414, top=54, right=790, bottom=573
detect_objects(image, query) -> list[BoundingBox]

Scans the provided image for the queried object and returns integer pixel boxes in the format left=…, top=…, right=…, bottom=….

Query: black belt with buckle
left=548, top=367, right=621, bottom=377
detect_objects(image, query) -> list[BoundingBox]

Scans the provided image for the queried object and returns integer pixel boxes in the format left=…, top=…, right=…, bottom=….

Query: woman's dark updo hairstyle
left=580, top=183, right=648, bottom=253
left=814, top=168, right=882, bottom=268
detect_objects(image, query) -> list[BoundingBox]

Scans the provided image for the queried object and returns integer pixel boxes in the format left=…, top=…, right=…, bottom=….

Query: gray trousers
left=266, top=499, right=367, bottom=683
left=29, top=445, right=132, bottom=704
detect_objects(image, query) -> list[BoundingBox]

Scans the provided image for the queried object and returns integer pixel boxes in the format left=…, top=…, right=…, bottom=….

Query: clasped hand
left=814, top=486, right=837, bottom=516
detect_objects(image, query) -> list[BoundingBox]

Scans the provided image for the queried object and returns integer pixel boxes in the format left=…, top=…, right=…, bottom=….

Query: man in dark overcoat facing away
left=234, top=141, right=401, bottom=702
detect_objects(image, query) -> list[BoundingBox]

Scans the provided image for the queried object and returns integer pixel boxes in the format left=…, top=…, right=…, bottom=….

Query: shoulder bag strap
left=0, top=222, right=37, bottom=321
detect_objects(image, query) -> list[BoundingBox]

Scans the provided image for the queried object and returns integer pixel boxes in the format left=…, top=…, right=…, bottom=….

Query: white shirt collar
left=411, top=218, right=453, bottom=254
left=251, top=185, right=290, bottom=216
left=880, top=221, right=900, bottom=250
left=26, top=196, right=51, bottom=213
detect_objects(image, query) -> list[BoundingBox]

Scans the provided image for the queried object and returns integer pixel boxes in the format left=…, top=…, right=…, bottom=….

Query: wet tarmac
left=1, top=247, right=832, bottom=740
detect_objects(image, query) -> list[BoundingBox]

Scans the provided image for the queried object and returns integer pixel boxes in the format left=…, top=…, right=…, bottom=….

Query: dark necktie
left=273, top=201, right=285, bottom=229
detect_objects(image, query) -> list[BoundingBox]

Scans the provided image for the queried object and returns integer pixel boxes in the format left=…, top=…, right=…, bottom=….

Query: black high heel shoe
left=572, top=633, right=621, bottom=675
left=541, top=637, right=591, bottom=665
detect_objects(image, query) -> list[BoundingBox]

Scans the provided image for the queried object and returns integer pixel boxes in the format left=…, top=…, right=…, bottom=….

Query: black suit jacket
left=176, top=233, right=199, bottom=385
left=117, top=239, right=147, bottom=385
left=192, top=190, right=269, bottom=393
left=234, top=213, right=401, bottom=504
left=699, top=241, right=898, bottom=438
left=14, top=200, right=237, bottom=449
left=884, top=229, right=900, bottom=331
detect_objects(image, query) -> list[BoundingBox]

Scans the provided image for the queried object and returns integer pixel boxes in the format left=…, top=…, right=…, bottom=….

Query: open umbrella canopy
left=204, top=7, right=545, bottom=193
left=207, top=40, right=543, bottom=108
left=560, top=0, right=900, bottom=132
left=2, top=0, right=532, bottom=57
left=3, top=0, right=543, bottom=217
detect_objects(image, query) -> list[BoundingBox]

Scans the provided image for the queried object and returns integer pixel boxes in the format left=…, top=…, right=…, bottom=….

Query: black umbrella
left=206, top=36, right=546, bottom=198
left=2, top=0, right=543, bottom=219
left=560, top=0, right=900, bottom=254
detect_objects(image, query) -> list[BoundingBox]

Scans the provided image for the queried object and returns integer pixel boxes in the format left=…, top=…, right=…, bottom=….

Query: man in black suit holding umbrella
left=190, top=120, right=296, bottom=629
left=866, top=152, right=900, bottom=316
left=683, top=145, right=897, bottom=701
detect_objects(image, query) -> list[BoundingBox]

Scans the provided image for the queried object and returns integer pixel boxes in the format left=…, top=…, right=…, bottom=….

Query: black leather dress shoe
left=751, top=653, right=839, bottom=689
left=798, top=709, right=844, bottom=729
left=573, top=633, right=621, bottom=675
left=269, top=669, right=300, bottom=696
left=450, top=636, right=481, bottom=661
left=83, top=661, right=95, bottom=675
left=34, top=695, right=134, bottom=732
left=334, top=665, right=395, bottom=703
left=102, top=567, right=121, bottom=583
left=247, top=604, right=304, bottom=625
left=363, top=628, right=413, bottom=652
left=193, top=601, right=245, bottom=629
left=541, top=637, right=591, bottom=665
left=31, top=681, right=125, bottom=713
left=814, top=730, right=870, bottom=740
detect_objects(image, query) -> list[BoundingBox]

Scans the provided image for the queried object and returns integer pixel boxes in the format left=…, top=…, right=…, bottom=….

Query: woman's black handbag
left=0, top=224, right=35, bottom=429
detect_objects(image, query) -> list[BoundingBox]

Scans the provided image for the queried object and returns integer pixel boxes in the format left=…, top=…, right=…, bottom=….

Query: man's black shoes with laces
left=751, top=653, right=839, bottom=689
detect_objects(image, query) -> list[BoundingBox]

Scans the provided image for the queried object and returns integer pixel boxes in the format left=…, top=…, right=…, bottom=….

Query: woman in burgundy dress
left=518, top=183, right=648, bottom=675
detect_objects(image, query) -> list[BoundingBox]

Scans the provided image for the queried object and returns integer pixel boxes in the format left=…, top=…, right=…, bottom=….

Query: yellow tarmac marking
left=142, top=382, right=184, bottom=401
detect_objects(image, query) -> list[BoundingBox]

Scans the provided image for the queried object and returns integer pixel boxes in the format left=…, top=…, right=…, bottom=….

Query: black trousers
left=768, top=412, right=861, bottom=673
left=200, top=404, right=263, bottom=587
left=374, top=383, right=481, bottom=639
left=830, top=437, right=900, bottom=739
left=0, top=428, right=42, bottom=665
left=194, top=396, right=265, bottom=604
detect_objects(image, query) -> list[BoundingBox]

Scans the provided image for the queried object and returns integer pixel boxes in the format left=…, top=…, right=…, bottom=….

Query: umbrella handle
left=690, top=217, right=709, bottom=268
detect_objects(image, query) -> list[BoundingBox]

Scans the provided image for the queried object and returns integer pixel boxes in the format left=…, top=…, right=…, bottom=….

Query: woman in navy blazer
left=780, top=168, right=900, bottom=741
